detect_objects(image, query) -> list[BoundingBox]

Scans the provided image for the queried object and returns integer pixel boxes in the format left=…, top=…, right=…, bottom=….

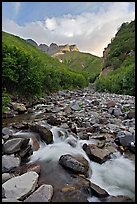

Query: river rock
left=2, top=154, right=21, bottom=173
left=126, top=111, right=135, bottom=119
left=106, top=195, right=134, bottom=202
left=71, top=102, right=81, bottom=111
left=83, top=144, right=111, bottom=164
left=2, top=173, right=15, bottom=184
left=24, top=184, right=53, bottom=202
left=2, top=171, right=39, bottom=200
left=16, top=163, right=41, bottom=175
left=29, top=123, right=53, bottom=144
left=47, top=115, right=61, bottom=125
left=90, top=182, right=109, bottom=198
left=2, top=127, right=14, bottom=136
left=107, top=100, right=116, bottom=108
left=11, top=102, right=27, bottom=113
left=2, top=198, right=22, bottom=202
left=2, top=187, right=5, bottom=198
left=2, top=138, right=29, bottom=154
left=59, top=154, right=89, bottom=177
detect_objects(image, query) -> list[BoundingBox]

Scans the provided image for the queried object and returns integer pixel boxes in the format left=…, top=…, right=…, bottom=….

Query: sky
left=2, top=2, right=135, bottom=57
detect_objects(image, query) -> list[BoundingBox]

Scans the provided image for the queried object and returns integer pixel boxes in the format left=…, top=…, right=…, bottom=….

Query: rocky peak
left=26, top=39, right=38, bottom=47
left=26, top=39, right=79, bottom=56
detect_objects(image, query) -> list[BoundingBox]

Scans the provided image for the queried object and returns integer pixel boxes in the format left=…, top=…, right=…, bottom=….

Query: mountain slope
left=55, top=51, right=101, bottom=82
left=2, top=31, right=87, bottom=98
left=95, top=20, right=135, bottom=96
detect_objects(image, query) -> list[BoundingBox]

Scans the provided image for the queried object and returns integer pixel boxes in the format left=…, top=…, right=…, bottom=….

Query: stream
left=2, top=88, right=135, bottom=202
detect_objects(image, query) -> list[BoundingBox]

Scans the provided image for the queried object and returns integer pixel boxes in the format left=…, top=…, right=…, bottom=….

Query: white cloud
left=13, top=2, right=21, bottom=14
left=2, top=2, right=135, bottom=57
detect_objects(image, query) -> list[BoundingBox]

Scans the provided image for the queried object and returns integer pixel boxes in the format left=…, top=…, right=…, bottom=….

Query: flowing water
left=20, top=125, right=135, bottom=201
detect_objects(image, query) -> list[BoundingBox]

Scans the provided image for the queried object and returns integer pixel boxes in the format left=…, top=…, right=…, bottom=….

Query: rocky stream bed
left=2, top=87, right=135, bottom=202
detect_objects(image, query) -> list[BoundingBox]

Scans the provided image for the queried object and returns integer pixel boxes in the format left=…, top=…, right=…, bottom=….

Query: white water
left=27, top=126, right=135, bottom=201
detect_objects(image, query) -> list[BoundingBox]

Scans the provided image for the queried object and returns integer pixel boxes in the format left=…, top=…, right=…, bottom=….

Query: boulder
left=83, top=144, right=111, bottom=164
left=2, top=198, right=22, bottom=202
left=16, top=163, right=41, bottom=175
left=107, top=100, right=116, bottom=108
left=2, top=138, right=29, bottom=154
left=29, top=123, right=53, bottom=144
left=2, top=173, right=15, bottom=184
left=2, top=127, right=14, bottom=136
left=2, top=154, right=20, bottom=173
left=24, top=184, right=53, bottom=202
left=2, top=171, right=39, bottom=200
left=107, top=195, right=134, bottom=202
left=59, top=154, right=89, bottom=177
left=2, top=187, right=5, bottom=198
left=90, top=182, right=109, bottom=198
left=11, top=102, right=27, bottom=113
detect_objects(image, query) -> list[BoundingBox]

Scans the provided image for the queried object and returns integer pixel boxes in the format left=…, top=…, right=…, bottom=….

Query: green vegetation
left=95, top=20, right=135, bottom=96
left=2, top=88, right=11, bottom=113
left=2, top=31, right=88, bottom=111
left=56, top=51, right=101, bottom=83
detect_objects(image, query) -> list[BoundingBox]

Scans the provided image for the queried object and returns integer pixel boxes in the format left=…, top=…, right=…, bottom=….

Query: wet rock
left=97, top=140, right=105, bottom=148
left=114, top=134, right=135, bottom=149
left=16, top=163, right=41, bottom=175
left=83, top=144, right=111, bottom=164
left=2, top=127, right=14, bottom=136
left=2, top=187, right=5, bottom=198
left=2, top=171, right=39, bottom=200
left=2, top=173, right=15, bottom=184
left=2, top=198, right=22, bottom=202
left=12, top=122, right=29, bottom=129
left=2, top=134, right=10, bottom=140
left=24, top=184, right=53, bottom=202
left=31, top=137, right=40, bottom=151
left=2, top=154, right=20, bottom=173
left=47, top=115, right=61, bottom=125
left=2, top=138, right=29, bottom=154
left=18, top=145, right=33, bottom=158
left=90, top=182, right=109, bottom=198
left=29, top=123, right=53, bottom=144
left=107, top=195, right=134, bottom=202
left=11, top=102, right=27, bottom=113
left=59, top=154, right=89, bottom=177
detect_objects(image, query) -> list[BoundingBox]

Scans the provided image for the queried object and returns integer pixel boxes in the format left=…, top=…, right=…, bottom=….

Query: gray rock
left=2, top=171, right=39, bottom=200
left=90, top=182, right=109, bottom=198
left=113, top=108, right=122, bottom=117
left=2, top=155, right=20, bottom=173
left=2, top=198, right=22, bottom=202
left=107, top=195, right=134, bottom=202
left=24, top=184, right=53, bottom=202
left=2, top=173, right=15, bottom=184
left=2, top=138, right=29, bottom=154
left=59, top=154, right=89, bottom=177
left=71, top=103, right=81, bottom=111
left=83, top=144, right=111, bottom=164
left=29, top=123, right=53, bottom=144
left=2, top=187, right=5, bottom=198
left=2, top=127, right=14, bottom=136
left=11, top=102, right=27, bottom=113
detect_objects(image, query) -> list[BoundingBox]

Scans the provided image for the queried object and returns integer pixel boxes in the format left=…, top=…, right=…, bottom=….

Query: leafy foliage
left=55, top=51, right=101, bottom=83
left=2, top=31, right=88, bottom=100
left=95, top=20, right=135, bottom=96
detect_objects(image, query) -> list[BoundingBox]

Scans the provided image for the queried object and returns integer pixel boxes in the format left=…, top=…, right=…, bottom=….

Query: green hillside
left=56, top=51, right=101, bottom=83
left=2, top=32, right=88, bottom=100
left=95, top=20, right=135, bottom=96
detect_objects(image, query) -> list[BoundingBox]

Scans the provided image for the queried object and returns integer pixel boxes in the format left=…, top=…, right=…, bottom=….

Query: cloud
left=13, top=2, right=21, bottom=14
left=2, top=2, right=135, bottom=57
